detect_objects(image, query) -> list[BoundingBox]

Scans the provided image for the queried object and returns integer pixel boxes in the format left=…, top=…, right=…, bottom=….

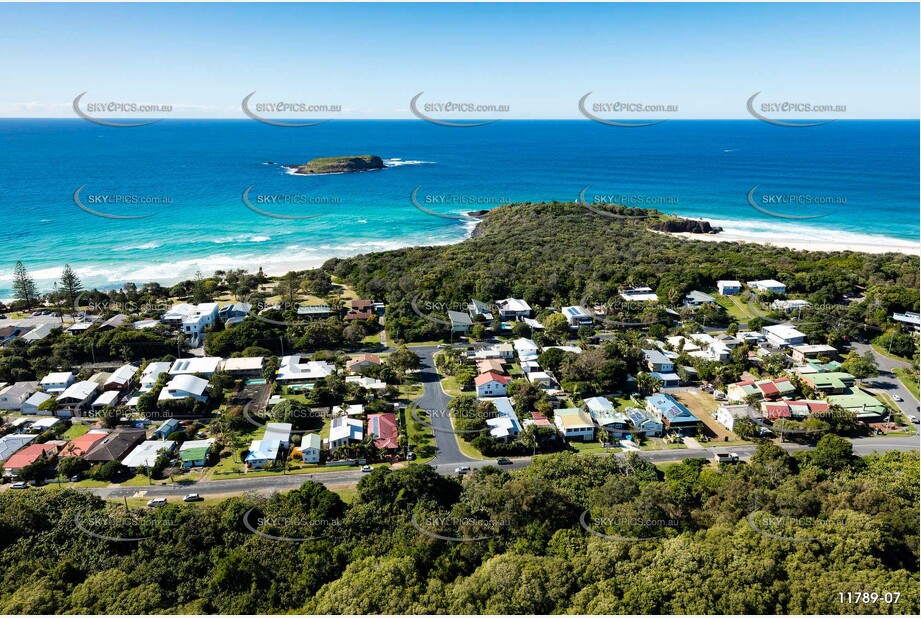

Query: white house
left=748, top=279, right=787, bottom=294
left=480, top=397, right=521, bottom=441
left=301, top=433, right=323, bottom=463
left=0, top=382, right=37, bottom=410
left=245, top=439, right=282, bottom=469
left=168, top=357, right=222, bottom=377
left=496, top=298, right=532, bottom=320
left=21, top=391, right=52, bottom=415
left=562, top=305, right=593, bottom=327
left=264, top=422, right=292, bottom=449
left=39, top=372, right=75, bottom=394
left=762, top=324, right=806, bottom=348
left=90, top=390, right=122, bottom=410
left=626, top=407, right=663, bottom=437
left=717, top=280, right=742, bottom=295
left=139, top=361, right=172, bottom=392
left=159, top=374, right=209, bottom=403
left=620, top=286, right=659, bottom=302
left=328, top=417, right=364, bottom=451
left=104, top=364, right=138, bottom=391
left=166, top=303, right=219, bottom=347
left=553, top=408, right=596, bottom=442
left=771, top=299, right=811, bottom=313
left=276, top=356, right=335, bottom=384
left=220, top=356, right=265, bottom=377
left=474, top=371, right=510, bottom=397
left=56, top=381, right=100, bottom=417
left=584, top=397, right=631, bottom=439
left=714, top=404, right=752, bottom=433
left=684, top=291, right=716, bottom=307
left=121, top=440, right=176, bottom=468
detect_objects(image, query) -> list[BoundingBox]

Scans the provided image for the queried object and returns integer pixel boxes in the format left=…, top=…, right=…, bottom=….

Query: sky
left=0, top=2, right=918, bottom=119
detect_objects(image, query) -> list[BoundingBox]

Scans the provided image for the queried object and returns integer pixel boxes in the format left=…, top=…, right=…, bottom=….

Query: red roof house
left=4, top=440, right=67, bottom=474
left=368, top=413, right=399, bottom=451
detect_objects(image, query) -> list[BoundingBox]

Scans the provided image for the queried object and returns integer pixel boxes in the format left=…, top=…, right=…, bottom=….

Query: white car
left=909, top=415, right=919, bottom=424
left=9, top=481, right=29, bottom=489
left=893, top=395, right=903, bottom=402
left=146, top=498, right=168, bottom=507
left=455, top=466, right=471, bottom=474
left=360, top=465, right=373, bottom=473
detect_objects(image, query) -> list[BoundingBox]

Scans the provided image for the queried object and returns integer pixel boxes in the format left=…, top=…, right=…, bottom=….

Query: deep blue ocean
left=0, top=119, right=918, bottom=297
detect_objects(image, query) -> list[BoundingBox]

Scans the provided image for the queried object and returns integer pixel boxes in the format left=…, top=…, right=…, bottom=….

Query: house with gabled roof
left=368, top=413, right=399, bottom=452
left=475, top=371, right=510, bottom=397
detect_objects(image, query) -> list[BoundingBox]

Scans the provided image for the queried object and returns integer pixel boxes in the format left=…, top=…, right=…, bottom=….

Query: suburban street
left=852, top=342, right=920, bottom=420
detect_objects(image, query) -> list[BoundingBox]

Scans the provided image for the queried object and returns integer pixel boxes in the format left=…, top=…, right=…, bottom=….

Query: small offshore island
left=284, top=155, right=385, bottom=175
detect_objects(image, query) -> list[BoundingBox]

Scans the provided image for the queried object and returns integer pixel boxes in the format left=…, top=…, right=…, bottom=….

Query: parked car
left=146, top=498, right=168, bottom=507
left=183, top=493, right=203, bottom=502
left=406, top=451, right=416, bottom=461
left=496, top=458, right=513, bottom=465
left=909, top=415, right=919, bottom=424
left=9, top=481, right=29, bottom=489
left=0, top=314, right=7, bottom=320
left=715, top=452, right=740, bottom=464
left=360, top=465, right=373, bottom=473
left=455, top=466, right=471, bottom=474
left=893, top=395, right=903, bottom=402
left=69, top=474, right=81, bottom=482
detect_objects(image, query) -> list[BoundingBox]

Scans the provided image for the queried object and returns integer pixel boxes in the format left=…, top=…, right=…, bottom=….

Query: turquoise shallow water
left=0, top=119, right=917, bottom=296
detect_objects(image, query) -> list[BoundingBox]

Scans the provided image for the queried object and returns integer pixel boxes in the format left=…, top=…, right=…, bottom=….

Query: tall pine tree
left=11, top=261, right=37, bottom=309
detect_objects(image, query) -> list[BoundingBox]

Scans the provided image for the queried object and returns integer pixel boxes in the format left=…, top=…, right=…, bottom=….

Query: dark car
left=496, top=458, right=513, bottom=465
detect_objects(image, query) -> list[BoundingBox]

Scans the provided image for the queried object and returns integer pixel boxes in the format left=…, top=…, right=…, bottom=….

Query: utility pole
left=279, top=336, right=285, bottom=356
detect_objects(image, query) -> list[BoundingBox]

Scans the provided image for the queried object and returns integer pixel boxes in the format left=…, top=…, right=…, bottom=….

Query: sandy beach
left=653, top=219, right=920, bottom=256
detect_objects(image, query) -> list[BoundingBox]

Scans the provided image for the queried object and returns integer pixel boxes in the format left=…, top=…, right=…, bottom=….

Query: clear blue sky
left=0, top=2, right=917, bottom=118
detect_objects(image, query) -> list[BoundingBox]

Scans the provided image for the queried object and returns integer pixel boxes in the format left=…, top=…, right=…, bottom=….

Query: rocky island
left=285, top=155, right=385, bottom=175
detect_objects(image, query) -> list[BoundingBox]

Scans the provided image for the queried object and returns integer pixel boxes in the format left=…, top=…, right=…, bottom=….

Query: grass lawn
left=401, top=407, right=436, bottom=464
left=894, top=368, right=920, bottom=399
left=454, top=435, right=489, bottom=460
left=568, top=440, right=615, bottom=454
left=361, top=333, right=383, bottom=345
left=440, top=376, right=464, bottom=397
left=328, top=484, right=359, bottom=504
left=715, top=295, right=753, bottom=323
left=870, top=343, right=915, bottom=364
left=63, top=424, right=90, bottom=439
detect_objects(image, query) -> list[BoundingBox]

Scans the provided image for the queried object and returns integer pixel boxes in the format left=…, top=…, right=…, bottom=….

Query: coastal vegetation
left=289, top=155, right=384, bottom=175
left=0, top=446, right=916, bottom=614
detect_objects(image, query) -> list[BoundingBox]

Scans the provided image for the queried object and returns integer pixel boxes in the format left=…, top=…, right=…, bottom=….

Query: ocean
left=0, top=119, right=917, bottom=298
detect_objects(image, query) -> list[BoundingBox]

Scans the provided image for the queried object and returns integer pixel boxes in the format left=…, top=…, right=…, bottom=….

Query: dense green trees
left=0, top=448, right=917, bottom=614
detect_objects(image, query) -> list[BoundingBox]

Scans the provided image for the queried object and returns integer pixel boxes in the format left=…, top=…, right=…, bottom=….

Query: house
left=748, top=279, right=787, bottom=294
left=584, top=397, right=631, bottom=438
left=684, top=291, right=716, bottom=307
left=168, top=357, right=222, bottom=377
left=0, top=324, right=32, bottom=346
left=527, top=371, right=556, bottom=388
left=772, top=299, right=811, bottom=313
left=245, top=439, right=283, bottom=469
left=84, top=428, right=146, bottom=463
left=276, top=356, right=335, bottom=384
left=301, top=433, right=323, bottom=463
left=650, top=372, right=681, bottom=388
left=219, top=302, right=251, bottom=324
left=525, top=412, right=553, bottom=428
left=97, top=314, right=129, bottom=331
left=180, top=303, right=220, bottom=346
left=476, top=359, right=507, bottom=375
left=645, top=394, right=701, bottom=435
left=296, top=305, right=333, bottom=320
left=726, top=377, right=796, bottom=402
left=0, top=434, right=38, bottom=465
left=90, top=390, right=122, bottom=411
left=714, top=404, right=753, bottom=432
left=626, top=407, right=663, bottom=437
left=496, top=298, right=532, bottom=320
left=346, top=375, right=387, bottom=391
left=104, top=364, right=138, bottom=391
left=761, top=400, right=829, bottom=420
left=448, top=310, right=473, bottom=333
left=827, top=389, right=888, bottom=418
left=0, top=381, right=38, bottom=410
left=59, top=429, right=110, bottom=458
left=159, top=374, right=209, bottom=403
left=736, top=330, right=765, bottom=344
left=475, top=371, right=510, bottom=397
left=328, top=417, right=364, bottom=451
left=179, top=439, right=215, bottom=467
left=264, top=422, right=292, bottom=449
left=480, top=397, right=521, bottom=441
left=161, top=303, right=195, bottom=326
left=3, top=441, right=66, bottom=477
left=368, top=413, right=399, bottom=452
left=26, top=417, right=61, bottom=433
left=153, top=418, right=181, bottom=439
left=791, top=344, right=838, bottom=364
left=139, top=361, right=172, bottom=392
left=893, top=311, right=920, bottom=334
left=801, top=372, right=856, bottom=396
left=121, top=440, right=176, bottom=468
left=56, top=381, right=100, bottom=417
left=642, top=349, right=674, bottom=373
left=513, top=337, right=540, bottom=358
left=39, top=372, right=76, bottom=394
left=522, top=317, right=544, bottom=331
left=347, top=353, right=382, bottom=373
left=553, top=408, right=596, bottom=442
left=65, top=321, right=94, bottom=335
left=762, top=324, right=806, bottom=348
left=667, top=336, right=700, bottom=352
left=619, top=286, right=659, bottom=302
left=20, top=323, right=58, bottom=343
left=345, top=299, right=373, bottom=321
left=562, top=305, right=593, bottom=327
left=717, top=280, right=742, bottom=295
left=468, top=299, right=494, bottom=320
left=133, top=319, right=161, bottom=330
left=220, top=356, right=265, bottom=377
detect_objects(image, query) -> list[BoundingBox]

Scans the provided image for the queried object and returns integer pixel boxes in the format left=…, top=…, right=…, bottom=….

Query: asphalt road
left=851, top=342, right=920, bottom=421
